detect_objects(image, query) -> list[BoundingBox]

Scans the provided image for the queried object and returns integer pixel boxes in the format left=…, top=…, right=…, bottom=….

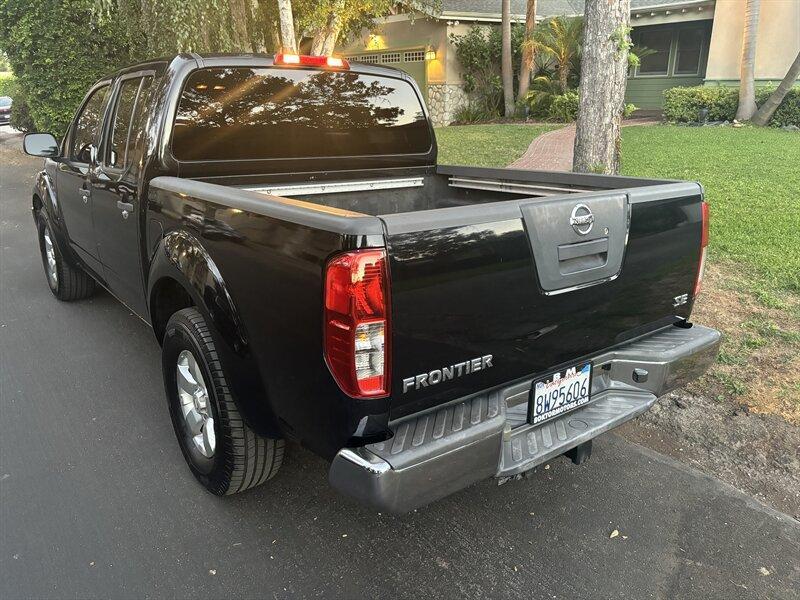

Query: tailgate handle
left=557, top=238, right=609, bottom=261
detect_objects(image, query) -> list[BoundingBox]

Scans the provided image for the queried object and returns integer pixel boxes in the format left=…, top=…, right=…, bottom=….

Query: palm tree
left=525, top=16, right=584, bottom=94
left=517, top=0, right=537, bottom=102
left=736, top=0, right=760, bottom=120
left=751, top=50, right=800, bottom=125
left=501, top=0, right=514, bottom=117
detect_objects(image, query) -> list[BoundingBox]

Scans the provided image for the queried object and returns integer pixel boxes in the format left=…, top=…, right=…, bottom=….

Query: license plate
left=529, top=362, right=592, bottom=425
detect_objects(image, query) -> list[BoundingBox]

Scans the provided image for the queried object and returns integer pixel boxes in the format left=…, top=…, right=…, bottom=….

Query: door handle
left=117, top=200, right=134, bottom=220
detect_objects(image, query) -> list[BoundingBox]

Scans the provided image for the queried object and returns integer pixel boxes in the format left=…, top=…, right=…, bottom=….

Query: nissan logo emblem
left=569, top=204, right=595, bottom=235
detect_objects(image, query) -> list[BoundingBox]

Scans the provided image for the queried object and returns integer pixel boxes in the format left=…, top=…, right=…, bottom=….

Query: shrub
left=452, top=103, right=495, bottom=125
left=525, top=75, right=562, bottom=119
left=450, top=25, right=524, bottom=121
left=663, top=85, right=800, bottom=127
left=624, top=103, right=638, bottom=117
left=548, top=91, right=579, bottom=122
left=663, top=86, right=738, bottom=122
left=758, top=87, right=800, bottom=128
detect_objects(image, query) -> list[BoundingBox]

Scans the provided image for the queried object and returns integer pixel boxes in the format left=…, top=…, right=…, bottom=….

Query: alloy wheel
left=176, top=350, right=216, bottom=458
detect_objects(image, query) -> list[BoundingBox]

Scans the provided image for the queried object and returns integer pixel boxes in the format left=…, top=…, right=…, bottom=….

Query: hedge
left=663, top=85, right=800, bottom=127
left=0, top=0, right=137, bottom=134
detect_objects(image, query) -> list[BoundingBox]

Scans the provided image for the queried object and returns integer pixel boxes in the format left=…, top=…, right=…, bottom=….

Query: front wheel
left=36, top=214, right=95, bottom=301
left=162, top=307, right=284, bottom=495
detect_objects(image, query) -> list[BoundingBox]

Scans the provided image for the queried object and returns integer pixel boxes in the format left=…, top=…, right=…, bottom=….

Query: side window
left=127, top=76, right=153, bottom=177
left=105, top=76, right=153, bottom=174
left=70, top=85, right=110, bottom=163
left=107, top=78, right=141, bottom=168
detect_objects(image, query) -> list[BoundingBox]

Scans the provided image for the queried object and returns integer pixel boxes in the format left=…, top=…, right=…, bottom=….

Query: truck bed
left=233, top=165, right=673, bottom=217
left=150, top=164, right=704, bottom=423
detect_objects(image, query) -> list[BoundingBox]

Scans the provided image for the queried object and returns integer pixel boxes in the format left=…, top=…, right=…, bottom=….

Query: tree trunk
left=501, top=0, right=515, bottom=117
left=517, top=0, right=537, bottom=102
left=736, top=0, right=761, bottom=121
left=310, top=2, right=343, bottom=56
left=751, top=50, right=800, bottom=125
left=229, top=0, right=252, bottom=52
left=311, top=30, right=325, bottom=56
left=558, top=63, right=569, bottom=94
left=277, top=0, right=297, bottom=54
left=251, top=0, right=267, bottom=52
left=320, top=15, right=341, bottom=56
left=573, top=0, right=631, bottom=175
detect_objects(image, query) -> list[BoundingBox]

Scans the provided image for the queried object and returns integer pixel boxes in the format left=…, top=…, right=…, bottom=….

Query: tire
left=36, top=214, right=95, bottom=301
left=162, top=307, right=284, bottom=495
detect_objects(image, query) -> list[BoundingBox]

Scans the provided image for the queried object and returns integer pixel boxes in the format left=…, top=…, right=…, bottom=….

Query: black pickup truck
left=24, top=53, right=720, bottom=512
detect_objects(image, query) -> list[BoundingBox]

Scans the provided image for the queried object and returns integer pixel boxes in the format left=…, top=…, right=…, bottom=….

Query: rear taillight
left=324, top=249, right=390, bottom=398
left=693, top=201, right=709, bottom=297
left=274, top=54, right=350, bottom=69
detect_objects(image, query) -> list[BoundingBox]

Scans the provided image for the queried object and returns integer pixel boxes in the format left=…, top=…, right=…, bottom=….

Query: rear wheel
left=36, top=214, right=95, bottom=301
left=162, top=307, right=284, bottom=495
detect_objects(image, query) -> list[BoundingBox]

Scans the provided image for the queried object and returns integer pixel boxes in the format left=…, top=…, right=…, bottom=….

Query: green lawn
left=435, top=124, right=557, bottom=167
left=435, top=123, right=800, bottom=294
left=621, top=126, right=799, bottom=294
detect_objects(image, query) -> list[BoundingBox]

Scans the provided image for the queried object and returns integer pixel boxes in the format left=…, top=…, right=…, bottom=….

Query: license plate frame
left=528, top=362, right=593, bottom=426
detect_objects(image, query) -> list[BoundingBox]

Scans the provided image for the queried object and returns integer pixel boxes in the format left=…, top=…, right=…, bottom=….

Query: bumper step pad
left=499, top=390, right=655, bottom=477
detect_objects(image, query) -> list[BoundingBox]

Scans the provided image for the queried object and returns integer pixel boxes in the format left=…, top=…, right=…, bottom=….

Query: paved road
left=1, top=128, right=798, bottom=599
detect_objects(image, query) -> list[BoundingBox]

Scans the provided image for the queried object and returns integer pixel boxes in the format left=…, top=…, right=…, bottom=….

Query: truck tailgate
left=381, top=180, right=704, bottom=418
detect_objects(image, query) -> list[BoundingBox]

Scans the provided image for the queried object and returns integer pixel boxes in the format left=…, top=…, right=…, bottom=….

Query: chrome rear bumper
left=329, top=323, right=721, bottom=513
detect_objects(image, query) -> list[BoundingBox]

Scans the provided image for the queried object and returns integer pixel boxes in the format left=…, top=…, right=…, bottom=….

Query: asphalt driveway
left=1, top=128, right=798, bottom=599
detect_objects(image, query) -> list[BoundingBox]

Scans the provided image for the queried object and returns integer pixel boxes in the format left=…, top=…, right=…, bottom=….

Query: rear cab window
left=171, top=67, right=432, bottom=161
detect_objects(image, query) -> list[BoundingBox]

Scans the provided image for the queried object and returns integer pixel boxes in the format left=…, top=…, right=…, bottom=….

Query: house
left=338, top=0, right=800, bottom=125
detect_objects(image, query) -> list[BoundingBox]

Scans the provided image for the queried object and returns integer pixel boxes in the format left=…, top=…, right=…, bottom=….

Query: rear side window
left=172, top=67, right=431, bottom=161
left=108, top=78, right=141, bottom=168
left=70, top=85, right=110, bottom=163
left=126, top=76, right=153, bottom=177
left=105, top=76, right=154, bottom=173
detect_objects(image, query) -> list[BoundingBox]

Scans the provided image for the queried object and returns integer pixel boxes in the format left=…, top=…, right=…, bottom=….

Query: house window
left=358, top=54, right=379, bottom=64
left=637, top=29, right=671, bottom=75
left=404, top=50, right=425, bottom=63
left=675, top=28, right=704, bottom=75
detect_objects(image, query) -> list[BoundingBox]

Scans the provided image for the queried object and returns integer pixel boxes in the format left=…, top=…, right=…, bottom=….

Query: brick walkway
left=509, top=118, right=660, bottom=171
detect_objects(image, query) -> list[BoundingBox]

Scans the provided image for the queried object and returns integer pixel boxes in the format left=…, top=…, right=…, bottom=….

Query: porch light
left=425, top=47, right=437, bottom=61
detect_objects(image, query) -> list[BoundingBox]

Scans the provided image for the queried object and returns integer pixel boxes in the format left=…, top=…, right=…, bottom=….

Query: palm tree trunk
left=277, top=0, right=297, bottom=54
left=517, top=0, right=537, bottom=102
left=501, top=0, right=515, bottom=117
left=736, top=0, right=761, bottom=121
left=573, top=0, right=631, bottom=174
left=559, top=64, right=569, bottom=94
left=751, top=50, right=800, bottom=125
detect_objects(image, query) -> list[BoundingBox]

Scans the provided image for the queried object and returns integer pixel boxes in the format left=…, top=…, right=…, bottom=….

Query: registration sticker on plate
left=529, top=362, right=592, bottom=425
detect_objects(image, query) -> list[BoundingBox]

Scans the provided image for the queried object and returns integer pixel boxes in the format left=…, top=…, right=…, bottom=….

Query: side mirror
left=23, top=133, right=60, bottom=158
